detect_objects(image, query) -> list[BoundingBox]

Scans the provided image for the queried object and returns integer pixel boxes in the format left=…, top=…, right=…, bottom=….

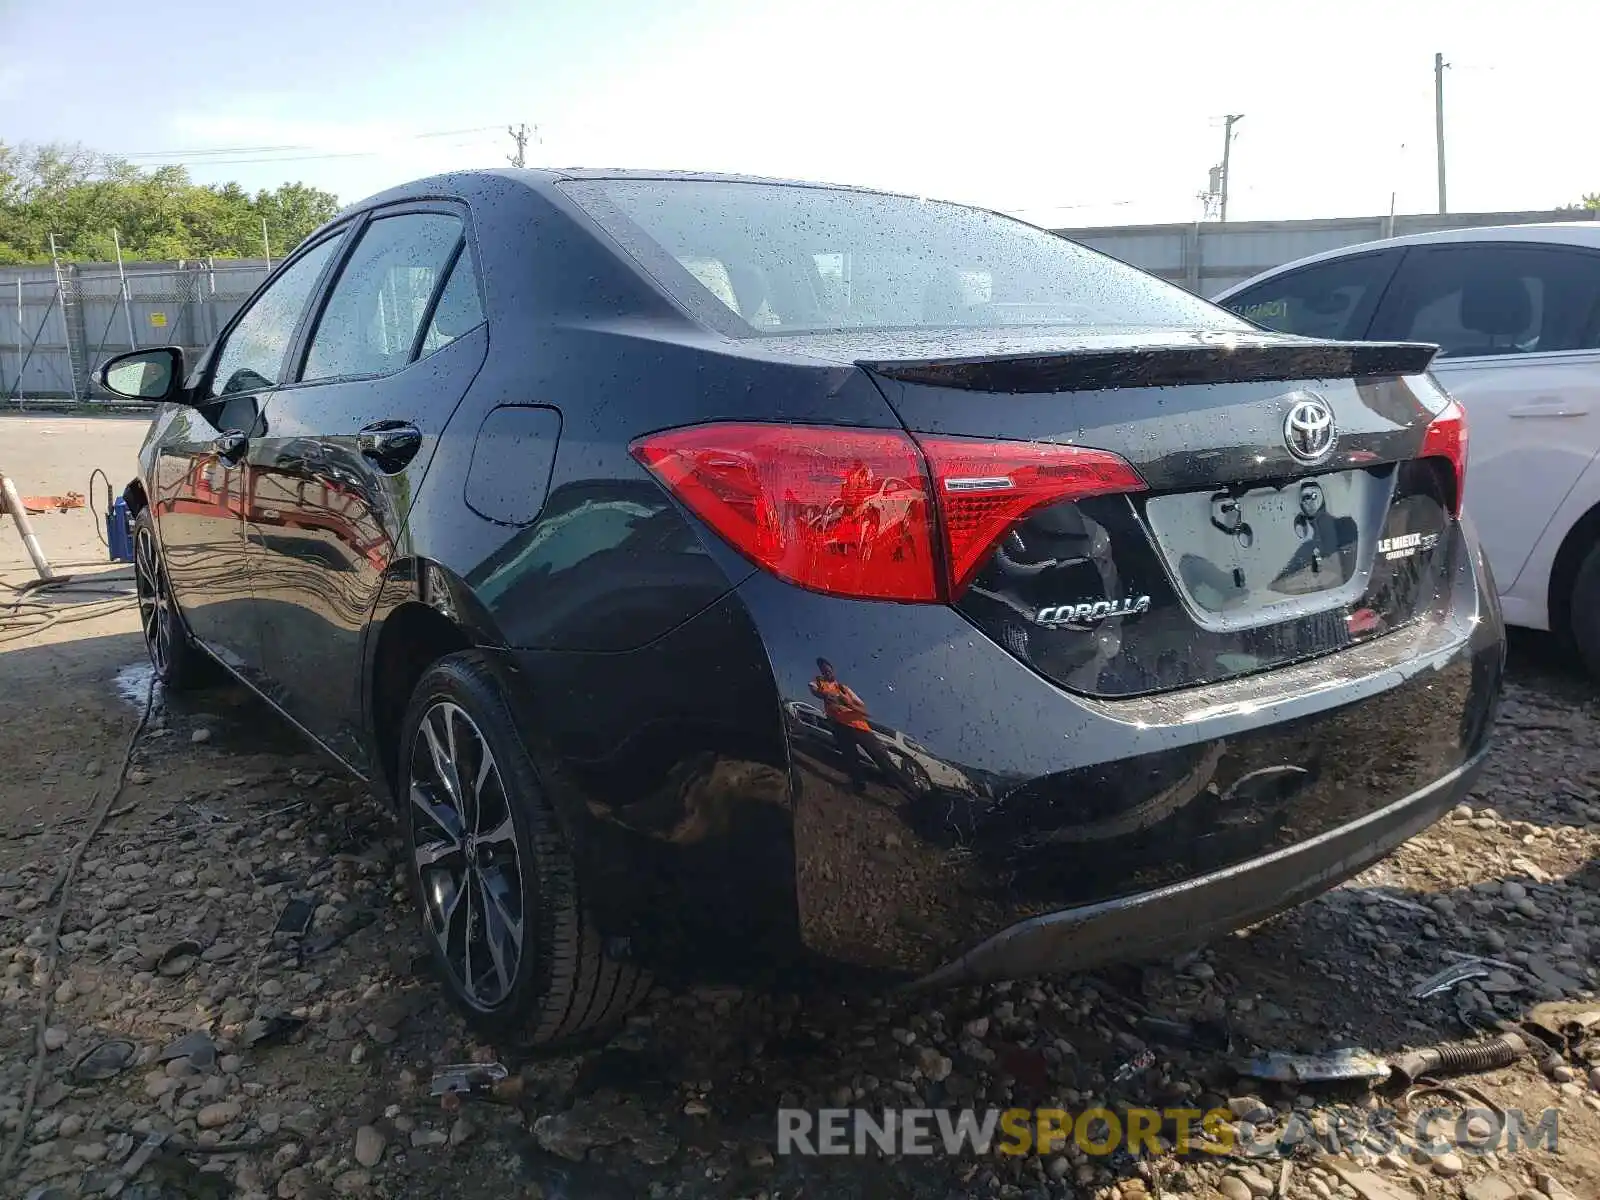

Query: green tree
left=0, top=141, right=339, bottom=264
left=256, top=182, right=345, bottom=258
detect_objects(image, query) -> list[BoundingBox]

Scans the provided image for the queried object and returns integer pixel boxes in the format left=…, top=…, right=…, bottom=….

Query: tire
left=1569, top=542, right=1600, bottom=680
left=131, top=507, right=215, bottom=691
left=398, top=651, right=650, bottom=1044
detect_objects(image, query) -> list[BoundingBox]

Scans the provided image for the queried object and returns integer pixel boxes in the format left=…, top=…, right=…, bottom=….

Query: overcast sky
left=3, top=0, right=1596, bottom=228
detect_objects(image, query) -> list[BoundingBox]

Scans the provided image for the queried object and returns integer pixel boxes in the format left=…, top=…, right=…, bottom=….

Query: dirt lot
left=2, top=413, right=1599, bottom=1200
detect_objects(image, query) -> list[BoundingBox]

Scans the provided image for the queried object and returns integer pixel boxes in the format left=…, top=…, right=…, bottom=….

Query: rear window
left=563, top=179, right=1246, bottom=337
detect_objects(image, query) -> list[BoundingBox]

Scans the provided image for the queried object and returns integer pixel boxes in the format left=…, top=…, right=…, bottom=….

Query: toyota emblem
left=1282, top=393, right=1336, bottom=463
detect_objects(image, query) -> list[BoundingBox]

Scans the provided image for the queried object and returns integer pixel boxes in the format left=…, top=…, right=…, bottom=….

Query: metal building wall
left=2, top=260, right=270, bottom=402
left=1053, top=209, right=1600, bottom=297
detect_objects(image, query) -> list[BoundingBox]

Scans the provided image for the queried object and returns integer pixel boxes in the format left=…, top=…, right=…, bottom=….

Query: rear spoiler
left=861, top=341, right=1439, bottom=394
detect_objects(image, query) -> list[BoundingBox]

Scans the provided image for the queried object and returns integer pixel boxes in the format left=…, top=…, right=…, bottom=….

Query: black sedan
left=97, top=170, right=1503, bottom=1043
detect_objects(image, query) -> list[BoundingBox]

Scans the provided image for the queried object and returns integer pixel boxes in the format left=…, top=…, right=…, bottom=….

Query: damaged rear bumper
left=913, top=747, right=1486, bottom=989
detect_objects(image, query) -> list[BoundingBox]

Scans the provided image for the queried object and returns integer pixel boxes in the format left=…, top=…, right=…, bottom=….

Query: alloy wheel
left=408, top=701, right=525, bottom=1010
left=133, top=524, right=172, bottom=677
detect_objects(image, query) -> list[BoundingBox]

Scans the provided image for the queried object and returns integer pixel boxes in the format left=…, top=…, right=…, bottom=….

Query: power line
left=131, top=150, right=379, bottom=167
left=414, top=126, right=501, bottom=139
left=111, top=126, right=504, bottom=163
left=119, top=144, right=316, bottom=159
left=1001, top=200, right=1135, bottom=215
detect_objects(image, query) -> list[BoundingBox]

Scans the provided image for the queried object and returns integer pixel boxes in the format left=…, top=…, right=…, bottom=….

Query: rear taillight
left=1420, top=397, right=1468, bottom=516
left=630, top=423, right=1145, bottom=603
left=629, top=424, right=939, bottom=601
left=916, top=436, right=1148, bottom=594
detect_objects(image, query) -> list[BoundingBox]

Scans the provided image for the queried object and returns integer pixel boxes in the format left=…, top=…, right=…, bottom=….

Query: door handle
left=358, top=420, right=422, bottom=472
left=212, top=430, right=249, bottom=463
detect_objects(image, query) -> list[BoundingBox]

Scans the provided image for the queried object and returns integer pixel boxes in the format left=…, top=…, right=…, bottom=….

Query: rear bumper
left=914, top=747, right=1486, bottom=988
left=738, top=524, right=1504, bottom=978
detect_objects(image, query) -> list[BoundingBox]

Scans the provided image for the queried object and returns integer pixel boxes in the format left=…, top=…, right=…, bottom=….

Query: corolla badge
left=1037, top=596, right=1151, bottom=626
left=1282, top=392, right=1336, bottom=463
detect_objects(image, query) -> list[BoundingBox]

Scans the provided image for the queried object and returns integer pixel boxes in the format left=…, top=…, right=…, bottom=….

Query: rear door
left=245, top=204, right=488, bottom=769
left=1369, top=242, right=1600, bottom=592
left=152, top=234, right=344, bottom=675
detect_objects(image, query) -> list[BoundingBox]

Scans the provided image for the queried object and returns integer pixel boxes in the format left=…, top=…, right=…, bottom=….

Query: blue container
left=108, top=496, right=135, bottom=563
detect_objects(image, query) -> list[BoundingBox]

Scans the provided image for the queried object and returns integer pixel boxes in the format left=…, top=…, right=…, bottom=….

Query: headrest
left=1459, top=271, right=1531, bottom=337
left=724, top=264, right=766, bottom=319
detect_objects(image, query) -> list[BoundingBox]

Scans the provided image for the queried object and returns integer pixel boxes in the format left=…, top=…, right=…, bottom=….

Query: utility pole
left=1434, top=53, right=1449, bottom=214
left=1219, top=114, right=1244, bottom=223
left=507, top=124, right=530, bottom=169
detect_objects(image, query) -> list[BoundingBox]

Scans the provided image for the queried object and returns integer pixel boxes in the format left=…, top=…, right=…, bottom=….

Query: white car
left=1215, top=224, right=1600, bottom=675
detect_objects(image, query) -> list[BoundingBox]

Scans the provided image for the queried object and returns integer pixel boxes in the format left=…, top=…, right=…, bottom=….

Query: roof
left=505, top=167, right=897, bottom=193
left=1218, top=221, right=1600, bottom=298
left=342, top=167, right=916, bottom=217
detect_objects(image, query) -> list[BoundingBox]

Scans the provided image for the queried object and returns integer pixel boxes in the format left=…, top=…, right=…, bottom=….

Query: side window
left=1222, top=252, right=1399, bottom=340
left=208, top=237, right=340, bottom=398
left=1372, top=244, right=1600, bottom=359
left=420, top=248, right=485, bottom=357
left=302, top=213, right=463, bottom=382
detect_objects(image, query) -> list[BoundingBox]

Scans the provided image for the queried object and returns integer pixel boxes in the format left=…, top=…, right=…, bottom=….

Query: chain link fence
left=1, top=261, right=271, bottom=402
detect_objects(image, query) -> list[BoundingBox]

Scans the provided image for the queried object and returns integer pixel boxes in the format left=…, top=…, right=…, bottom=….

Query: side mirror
left=96, top=347, right=187, bottom=403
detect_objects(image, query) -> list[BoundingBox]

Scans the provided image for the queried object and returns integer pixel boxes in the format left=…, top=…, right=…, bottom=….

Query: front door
left=152, top=236, right=343, bottom=673
left=246, top=206, right=486, bottom=771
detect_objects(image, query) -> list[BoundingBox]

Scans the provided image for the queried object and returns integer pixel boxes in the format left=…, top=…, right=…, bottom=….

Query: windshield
left=563, top=179, right=1247, bottom=337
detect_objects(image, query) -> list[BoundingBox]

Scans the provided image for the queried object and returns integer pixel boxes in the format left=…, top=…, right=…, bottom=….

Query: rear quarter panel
left=364, top=178, right=912, bottom=972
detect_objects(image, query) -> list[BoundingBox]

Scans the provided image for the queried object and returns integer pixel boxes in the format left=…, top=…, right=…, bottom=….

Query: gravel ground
left=3, top=512, right=1600, bottom=1200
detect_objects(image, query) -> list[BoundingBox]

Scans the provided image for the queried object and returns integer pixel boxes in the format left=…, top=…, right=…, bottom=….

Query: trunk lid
left=847, top=330, right=1459, bottom=697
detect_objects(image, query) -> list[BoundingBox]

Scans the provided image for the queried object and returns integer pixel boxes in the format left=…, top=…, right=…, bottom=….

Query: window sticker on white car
left=1235, top=299, right=1288, bottom=322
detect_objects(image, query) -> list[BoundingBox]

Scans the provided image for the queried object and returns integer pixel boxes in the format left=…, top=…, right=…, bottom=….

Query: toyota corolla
left=96, top=170, right=1504, bottom=1043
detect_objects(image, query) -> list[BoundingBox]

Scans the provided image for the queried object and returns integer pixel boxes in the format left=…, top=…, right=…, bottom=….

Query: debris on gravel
left=2, top=655, right=1599, bottom=1199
